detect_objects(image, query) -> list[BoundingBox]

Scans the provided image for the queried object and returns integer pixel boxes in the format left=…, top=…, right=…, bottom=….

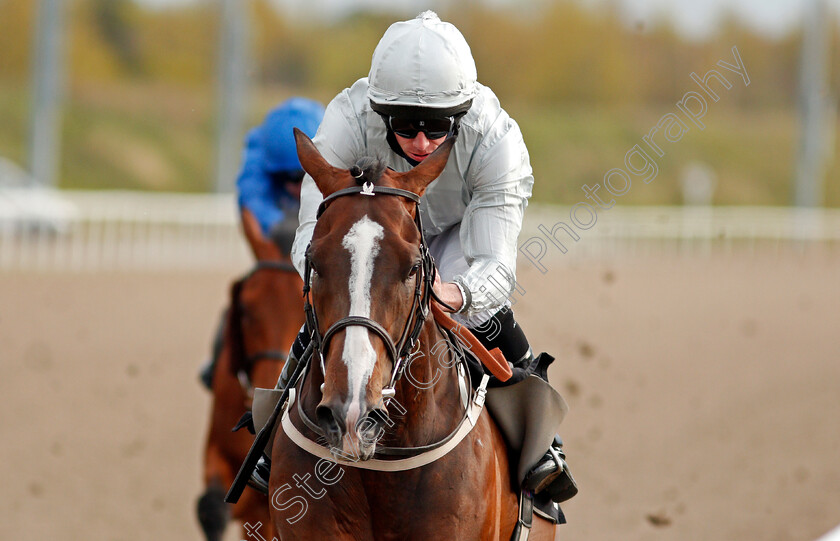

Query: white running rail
left=0, top=191, right=250, bottom=272
left=0, top=191, right=838, bottom=272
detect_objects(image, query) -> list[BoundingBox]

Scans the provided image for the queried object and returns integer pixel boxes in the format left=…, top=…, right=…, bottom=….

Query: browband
left=316, top=184, right=421, bottom=218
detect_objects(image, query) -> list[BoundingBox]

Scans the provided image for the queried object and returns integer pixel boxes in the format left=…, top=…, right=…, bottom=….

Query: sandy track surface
left=2, top=247, right=838, bottom=540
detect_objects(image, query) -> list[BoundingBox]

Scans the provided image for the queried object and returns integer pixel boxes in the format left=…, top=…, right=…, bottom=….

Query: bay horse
left=267, top=130, right=556, bottom=540
left=197, top=210, right=304, bottom=541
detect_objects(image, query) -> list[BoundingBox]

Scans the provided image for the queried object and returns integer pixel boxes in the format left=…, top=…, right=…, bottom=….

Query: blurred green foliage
left=0, top=0, right=837, bottom=205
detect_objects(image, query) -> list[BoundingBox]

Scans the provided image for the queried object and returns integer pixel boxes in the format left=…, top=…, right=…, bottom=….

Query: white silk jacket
left=292, top=77, right=534, bottom=317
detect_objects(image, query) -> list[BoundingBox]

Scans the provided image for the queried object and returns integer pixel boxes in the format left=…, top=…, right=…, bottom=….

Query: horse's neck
left=390, top=322, right=463, bottom=446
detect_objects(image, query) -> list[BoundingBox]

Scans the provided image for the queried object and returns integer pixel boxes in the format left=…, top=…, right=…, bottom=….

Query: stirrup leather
left=510, top=490, right=534, bottom=541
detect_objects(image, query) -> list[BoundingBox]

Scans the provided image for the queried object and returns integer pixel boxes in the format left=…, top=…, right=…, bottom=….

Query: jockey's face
left=272, top=170, right=305, bottom=201
left=394, top=131, right=447, bottom=163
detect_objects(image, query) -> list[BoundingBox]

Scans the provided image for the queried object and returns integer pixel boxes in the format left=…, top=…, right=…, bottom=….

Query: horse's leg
left=198, top=444, right=232, bottom=541
left=236, top=490, right=273, bottom=541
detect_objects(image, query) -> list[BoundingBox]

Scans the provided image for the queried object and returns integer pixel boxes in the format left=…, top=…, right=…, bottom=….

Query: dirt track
left=2, top=247, right=839, bottom=541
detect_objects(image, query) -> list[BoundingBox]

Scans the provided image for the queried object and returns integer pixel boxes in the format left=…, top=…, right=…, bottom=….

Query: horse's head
left=295, top=128, right=454, bottom=459
left=227, top=210, right=304, bottom=391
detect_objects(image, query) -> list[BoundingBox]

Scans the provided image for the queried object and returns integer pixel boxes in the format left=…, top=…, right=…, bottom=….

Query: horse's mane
left=349, top=156, right=387, bottom=186
left=226, top=278, right=247, bottom=377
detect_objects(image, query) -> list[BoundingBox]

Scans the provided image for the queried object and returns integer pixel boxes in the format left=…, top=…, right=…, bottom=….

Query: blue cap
left=260, top=97, right=325, bottom=173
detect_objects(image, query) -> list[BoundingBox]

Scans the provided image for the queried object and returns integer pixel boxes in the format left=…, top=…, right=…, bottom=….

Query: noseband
left=303, top=182, right=445, bottom=397
left=283, top=181, right=494, bottom=470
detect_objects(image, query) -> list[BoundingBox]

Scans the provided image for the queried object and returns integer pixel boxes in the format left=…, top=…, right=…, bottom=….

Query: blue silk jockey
left=251, top=13, right=578, bottom=511
left=199, top=97, right=325, bottom=389
left=238, top=97, right=325, bottom=245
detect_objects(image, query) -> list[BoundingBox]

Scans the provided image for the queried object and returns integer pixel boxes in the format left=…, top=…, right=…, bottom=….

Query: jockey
left=260, top=12, right=577, bottom=506
left=237, top=97, right=325, bottom=247
left=199, top=97, right=324, bottom=390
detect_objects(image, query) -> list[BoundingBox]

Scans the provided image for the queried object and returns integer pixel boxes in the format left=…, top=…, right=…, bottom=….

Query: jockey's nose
left=412, top=132, right=431, bottom=152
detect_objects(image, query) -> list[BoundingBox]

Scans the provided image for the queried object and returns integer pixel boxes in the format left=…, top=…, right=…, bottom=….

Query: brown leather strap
left=431, top=302, right=512, bottom=382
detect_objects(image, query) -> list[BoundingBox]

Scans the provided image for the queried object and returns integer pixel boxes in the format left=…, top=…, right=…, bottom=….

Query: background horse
left=268, top=131, right=556, bottom=540
left=197, top=210, right=304, bottom=541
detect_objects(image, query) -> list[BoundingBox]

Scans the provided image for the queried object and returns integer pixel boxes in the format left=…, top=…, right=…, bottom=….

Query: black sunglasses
left=388, top=116, right=454, bottom=140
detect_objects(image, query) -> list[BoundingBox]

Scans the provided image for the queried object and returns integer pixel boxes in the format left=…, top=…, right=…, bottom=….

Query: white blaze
left=340, top=215, right=384, bottom=431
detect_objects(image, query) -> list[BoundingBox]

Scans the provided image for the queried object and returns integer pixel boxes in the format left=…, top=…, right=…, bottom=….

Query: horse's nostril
left=366, top=408, right=390, bottom=428
left=316, top=405, right=343, bottom=442
left=357, top=409, right=388, bottom=446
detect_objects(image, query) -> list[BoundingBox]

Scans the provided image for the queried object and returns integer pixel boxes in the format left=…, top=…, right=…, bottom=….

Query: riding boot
left=468, top=307, right=533, bottom=370
left=247, top=453, right=271, bottom=496
left=199, top=309, right=227, bottom=390
left=522, top=435, right=579, bottom=503
left=470, top=309, right=579, bottom=503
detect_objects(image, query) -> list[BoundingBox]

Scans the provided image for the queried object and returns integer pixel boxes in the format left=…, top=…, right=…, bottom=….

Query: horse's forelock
left=349, top=156, right=387, bottom=187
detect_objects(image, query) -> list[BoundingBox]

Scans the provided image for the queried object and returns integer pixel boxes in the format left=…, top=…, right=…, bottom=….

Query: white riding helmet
left=368, top=11, right=477, bottom=118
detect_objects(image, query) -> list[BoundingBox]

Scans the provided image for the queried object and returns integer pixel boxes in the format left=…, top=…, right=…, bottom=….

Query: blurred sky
left=138, top=0, right=840, bottom=39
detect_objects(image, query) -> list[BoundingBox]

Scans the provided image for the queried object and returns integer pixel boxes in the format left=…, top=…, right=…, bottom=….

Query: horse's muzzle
left=316, top=401, right=387, bottom=461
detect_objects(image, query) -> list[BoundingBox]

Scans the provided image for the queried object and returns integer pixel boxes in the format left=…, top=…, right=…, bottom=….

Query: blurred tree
left=92, top=0, right=142, bottom=75
left=252, top=0, right=309, bottom=87
left=133, top=2, right=216, bottom=85
left=0, top=0, right=834, bottom=201
left=0, top=0, right=35, bottom=82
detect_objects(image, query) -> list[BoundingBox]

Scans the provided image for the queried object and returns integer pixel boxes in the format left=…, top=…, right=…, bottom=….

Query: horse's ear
left=241, top=209, right=282, bottom=261
left=392, top=137, right=456, bottom=197
left=294, top=128, right=347, bottom=197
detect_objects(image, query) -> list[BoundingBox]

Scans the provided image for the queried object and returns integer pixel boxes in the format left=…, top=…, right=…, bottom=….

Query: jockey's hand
left=433, top=273, right=464, bottom=313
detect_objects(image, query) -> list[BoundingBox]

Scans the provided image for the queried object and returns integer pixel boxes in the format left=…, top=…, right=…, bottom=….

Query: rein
left=230, top=260, right=297, bottom=396
left=284, top=181, right=500, bottom=469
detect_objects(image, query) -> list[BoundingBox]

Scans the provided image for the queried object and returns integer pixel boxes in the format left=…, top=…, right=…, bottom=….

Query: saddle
left=432, top=306, right=568, bottom=486
left=432, top=307, right=569, bottom=531
left=248, top=302, right=569, bottom=529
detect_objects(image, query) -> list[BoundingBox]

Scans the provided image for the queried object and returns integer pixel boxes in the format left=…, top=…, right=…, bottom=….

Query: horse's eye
left=407, top=263, right=421, bottom=278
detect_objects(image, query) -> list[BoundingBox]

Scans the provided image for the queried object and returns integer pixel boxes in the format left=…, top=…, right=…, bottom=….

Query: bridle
left=230, top=260, right=297, bottom=396
left=302, top=181, right=451, bottom=401
left=282, top=179, right=493, bottom=469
